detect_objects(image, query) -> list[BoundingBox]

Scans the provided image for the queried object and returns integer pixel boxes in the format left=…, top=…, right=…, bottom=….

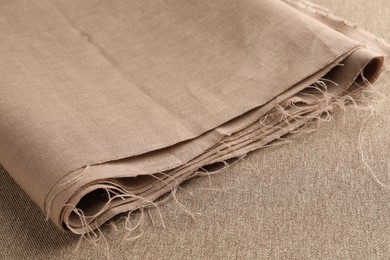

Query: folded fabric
left=0, top=0, right=388, bottom=234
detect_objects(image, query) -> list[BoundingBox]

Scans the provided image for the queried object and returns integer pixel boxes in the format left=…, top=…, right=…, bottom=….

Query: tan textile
left=0, top=0, right=388, bottom=237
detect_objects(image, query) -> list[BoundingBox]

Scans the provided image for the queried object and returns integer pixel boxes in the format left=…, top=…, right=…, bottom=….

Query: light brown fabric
left=1, top=1, right=390, bottom=259
left=0, top=0, right=388, bottom=237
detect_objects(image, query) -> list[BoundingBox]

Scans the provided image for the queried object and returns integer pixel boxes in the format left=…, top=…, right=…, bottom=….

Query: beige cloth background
left=1, top=0, right=389, bottom=259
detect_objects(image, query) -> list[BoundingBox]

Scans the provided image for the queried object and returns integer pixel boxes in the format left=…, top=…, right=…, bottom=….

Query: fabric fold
left=0, top=0, right=388, bottom=234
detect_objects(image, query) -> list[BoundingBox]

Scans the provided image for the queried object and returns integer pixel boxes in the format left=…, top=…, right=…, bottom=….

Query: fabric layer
left=0, top=0, right=388, bottom=234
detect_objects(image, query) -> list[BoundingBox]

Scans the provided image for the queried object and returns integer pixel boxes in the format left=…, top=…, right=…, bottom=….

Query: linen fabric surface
left=0, top=0, right=388, bottom=235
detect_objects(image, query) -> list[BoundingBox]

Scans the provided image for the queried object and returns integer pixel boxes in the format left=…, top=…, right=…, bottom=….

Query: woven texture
left=0, top=0, right=390, bottom=259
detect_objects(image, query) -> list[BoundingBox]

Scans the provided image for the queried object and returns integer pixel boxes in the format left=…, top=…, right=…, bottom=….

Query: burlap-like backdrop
left=1, top=0, right=389, bottom=259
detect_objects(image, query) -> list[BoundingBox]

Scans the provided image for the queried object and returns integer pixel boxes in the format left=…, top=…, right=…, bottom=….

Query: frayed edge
left=63, top=69, right=386, bottom=244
